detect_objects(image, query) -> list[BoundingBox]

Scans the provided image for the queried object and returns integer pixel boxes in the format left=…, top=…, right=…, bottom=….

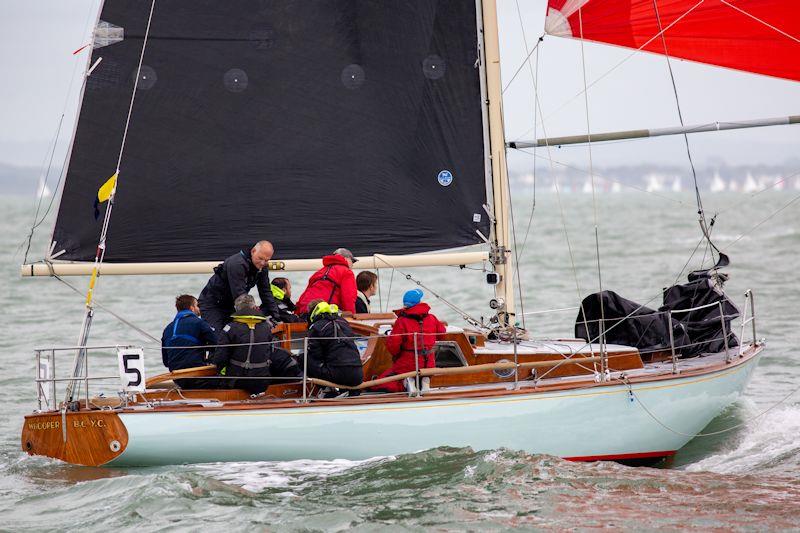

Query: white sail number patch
left=117, top=347, right=146, bottom=392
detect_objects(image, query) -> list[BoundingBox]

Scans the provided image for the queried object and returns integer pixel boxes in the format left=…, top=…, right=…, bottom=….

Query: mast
left=481, top=0, right=516, bottom=325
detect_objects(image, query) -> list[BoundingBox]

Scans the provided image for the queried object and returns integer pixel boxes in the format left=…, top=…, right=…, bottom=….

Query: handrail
left=308, top=354, right=630, bottom=391
left=146, top=365, right=216, bottom=388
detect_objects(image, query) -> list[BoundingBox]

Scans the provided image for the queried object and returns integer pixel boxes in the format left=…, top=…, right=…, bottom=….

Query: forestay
left=52, top=0, right=491, bottom=263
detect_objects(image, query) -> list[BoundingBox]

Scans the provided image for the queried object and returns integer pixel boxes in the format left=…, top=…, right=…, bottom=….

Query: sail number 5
left=117, top=347, right=146, bottom=392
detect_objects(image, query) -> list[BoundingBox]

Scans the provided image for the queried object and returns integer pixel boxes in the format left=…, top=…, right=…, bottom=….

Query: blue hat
left=403, top=288, right=424, bottom=308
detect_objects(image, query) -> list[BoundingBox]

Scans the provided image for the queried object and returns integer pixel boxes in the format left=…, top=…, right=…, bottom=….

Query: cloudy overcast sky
left=1, top=0, right=799, bottom=175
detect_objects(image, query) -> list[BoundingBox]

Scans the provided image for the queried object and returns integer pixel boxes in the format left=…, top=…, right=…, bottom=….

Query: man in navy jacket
left=162, top=294, right=218, bottom=389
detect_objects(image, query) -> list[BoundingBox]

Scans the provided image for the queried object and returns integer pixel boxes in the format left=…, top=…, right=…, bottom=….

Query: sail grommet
left=109, top=440, right=121, bottom=453
left=422, top=55, right=446, bottom=80
left=133, top=65, right=157, bottom=90
left=224, top=69, right=248, bottom=93
left=341, top=64, right=365, bottom=89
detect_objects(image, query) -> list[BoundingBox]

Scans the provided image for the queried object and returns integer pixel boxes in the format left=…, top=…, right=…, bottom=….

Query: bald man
left=198, top=241, right=284, bottom=334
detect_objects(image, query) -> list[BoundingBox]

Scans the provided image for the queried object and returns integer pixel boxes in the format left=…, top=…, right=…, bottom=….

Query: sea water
left=1, top=191, right=799, bottom=531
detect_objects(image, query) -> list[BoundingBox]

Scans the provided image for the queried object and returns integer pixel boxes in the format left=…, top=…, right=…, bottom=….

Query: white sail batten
left=21, top=251, right=489, bottom=277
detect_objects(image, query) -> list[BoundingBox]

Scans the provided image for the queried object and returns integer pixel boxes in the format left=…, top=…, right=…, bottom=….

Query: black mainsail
left=51, top=0, right=491, bottom=263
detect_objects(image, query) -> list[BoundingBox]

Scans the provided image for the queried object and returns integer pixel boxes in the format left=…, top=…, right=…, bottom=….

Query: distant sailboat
left=645, top=173, right=663, bottom=192
left=35, top=174, right=52, bottom=199
left=671, top=176, right=682, bottom=193
left=710, top=171, right=726, bottom=193
left=743, top=173, right=759, bottom=193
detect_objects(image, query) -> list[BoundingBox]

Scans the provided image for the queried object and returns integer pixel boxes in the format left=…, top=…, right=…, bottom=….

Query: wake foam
left=686, top=404, right=800, bottom=474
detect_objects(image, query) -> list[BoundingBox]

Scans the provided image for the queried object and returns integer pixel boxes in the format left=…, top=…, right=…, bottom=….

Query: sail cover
left=52, top=1, right=490, bottom=262
left=545, top=0, right=800, bottom=82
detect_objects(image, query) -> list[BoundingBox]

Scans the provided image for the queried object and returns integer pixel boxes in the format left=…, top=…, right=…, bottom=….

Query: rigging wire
left=52, top=272, right=160, bottom=343
left=719, top=0, right=800, bottom=44
left=628, top=377, right=800, bottom=438
left=501, top=34, right=544, bottom=95
left=371, top=257, right=484, bottom=328
left=516, top=148, right=693, bottom=207
left=20, top=114, right=65, bottom=263
left=579, top=8, right=608, bottom=368
left=722, top=190, right=800, bottom=251
left=512, top=0, right=541, bottom=263
left=504, top=157, right=527, bottom=328
left=504, top=0, right=544, bottom=330
left=512, top=0, right=706, bottom=142
left=716, top=169, right=800, bottom=216
left=20, top=4, right=98, bottom=263
left=384, top=268, right=395, bottom=313
left=652, top=0, right=718, bottom=261
left=520, top=37, right=594, bottom=351
left=86, top=0, right=157, bottom=306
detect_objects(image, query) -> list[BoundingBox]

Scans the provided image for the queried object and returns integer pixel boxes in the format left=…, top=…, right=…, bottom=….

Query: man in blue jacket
left=161, top=294, right=218, bottom=389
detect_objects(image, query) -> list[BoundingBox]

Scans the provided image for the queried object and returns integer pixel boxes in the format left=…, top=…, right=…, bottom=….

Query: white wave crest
left=194, top=456, right=393, bottom=492
left=686, top=404, right=800, bottom=474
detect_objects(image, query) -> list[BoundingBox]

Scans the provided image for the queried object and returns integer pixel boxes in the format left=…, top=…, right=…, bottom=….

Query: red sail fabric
left=545, top=0, right=800, bottom=82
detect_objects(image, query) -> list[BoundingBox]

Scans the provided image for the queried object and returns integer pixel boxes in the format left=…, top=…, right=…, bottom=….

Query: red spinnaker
left=545, top=0, right=800, bottom=82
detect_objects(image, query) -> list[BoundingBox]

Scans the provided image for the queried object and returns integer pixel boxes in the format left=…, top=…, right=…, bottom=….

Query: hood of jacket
left=394, top=302, right=431, bottom=318
left=322, top=254, right=350, bottom=268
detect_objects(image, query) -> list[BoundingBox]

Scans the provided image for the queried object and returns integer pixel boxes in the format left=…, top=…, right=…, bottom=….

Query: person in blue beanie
left=372, top=288, right=445, bottom=393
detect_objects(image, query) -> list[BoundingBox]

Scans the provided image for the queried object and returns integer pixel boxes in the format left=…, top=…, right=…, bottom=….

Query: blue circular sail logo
left=437, top=170, right=454, bottom=187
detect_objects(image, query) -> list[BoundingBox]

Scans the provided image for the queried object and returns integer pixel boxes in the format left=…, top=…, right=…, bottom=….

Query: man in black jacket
left=198, top=240, right=283, bottom=334
left=304, top=299, right=364, bottom=388
left=212, top=295, right=302, bottom=394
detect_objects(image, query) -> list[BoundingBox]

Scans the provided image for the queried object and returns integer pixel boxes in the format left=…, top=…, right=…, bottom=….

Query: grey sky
left=1, top=0, right=799, bottom=174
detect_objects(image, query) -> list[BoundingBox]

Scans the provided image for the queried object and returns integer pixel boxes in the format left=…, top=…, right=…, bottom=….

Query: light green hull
left=108, top=351, right=761, bottom=466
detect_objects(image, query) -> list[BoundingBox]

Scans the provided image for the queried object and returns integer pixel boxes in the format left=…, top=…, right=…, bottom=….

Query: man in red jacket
left=295, top=248, right=358, bottom=316
left=372, top=288, right=446, bottom=393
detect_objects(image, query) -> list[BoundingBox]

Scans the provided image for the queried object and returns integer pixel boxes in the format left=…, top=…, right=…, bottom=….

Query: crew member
left=355, top=271, right=378, bottom=314
left=212, top=294, right=302, bottom=394
left=372, top=289, right=445, bottom=393
left=295, top=248, right=358, bottom=316
left=161, top=294, right=218, bottom=389
left=198, top=240, right=283, bottom=334
left=304, top=299, right=364, bottom=389
left=270, top=277, right=302, bottom=323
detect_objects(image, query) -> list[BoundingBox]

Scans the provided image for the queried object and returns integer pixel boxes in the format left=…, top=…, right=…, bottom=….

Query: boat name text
left=27, top=420, right=59, bottom=431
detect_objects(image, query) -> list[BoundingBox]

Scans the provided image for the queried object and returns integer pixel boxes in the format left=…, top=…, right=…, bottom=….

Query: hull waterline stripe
left=565, top=450, right=676, bottom=462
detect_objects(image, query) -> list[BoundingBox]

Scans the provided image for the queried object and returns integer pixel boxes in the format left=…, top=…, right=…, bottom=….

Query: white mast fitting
left=481, top=0, right=516, bottom=326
